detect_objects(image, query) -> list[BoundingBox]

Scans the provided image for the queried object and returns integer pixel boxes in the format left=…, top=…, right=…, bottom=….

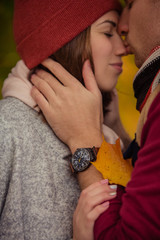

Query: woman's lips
left=110, top=62, right=123, bottom=73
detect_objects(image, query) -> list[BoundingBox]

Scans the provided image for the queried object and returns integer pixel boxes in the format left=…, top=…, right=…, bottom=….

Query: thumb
left=82, top=59, right=104, bottom=125
left=82, top=60, right=100, bottom=96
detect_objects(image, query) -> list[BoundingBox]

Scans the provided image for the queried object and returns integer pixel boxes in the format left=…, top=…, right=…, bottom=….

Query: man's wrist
left=69, top=132, right=103, bottom=154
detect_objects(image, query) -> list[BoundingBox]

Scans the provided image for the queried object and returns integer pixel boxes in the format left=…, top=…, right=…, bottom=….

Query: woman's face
left=90, top=11, right=126, bottom=92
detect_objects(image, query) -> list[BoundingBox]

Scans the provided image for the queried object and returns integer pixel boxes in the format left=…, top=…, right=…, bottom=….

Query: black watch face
left=71, top=149, right=91, bottom=172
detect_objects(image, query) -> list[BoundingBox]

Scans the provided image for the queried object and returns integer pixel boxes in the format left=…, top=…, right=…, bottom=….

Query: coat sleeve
left=94, top=93, right=160, bottom=240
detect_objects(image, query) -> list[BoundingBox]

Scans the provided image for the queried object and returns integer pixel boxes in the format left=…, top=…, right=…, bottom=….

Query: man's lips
left=126, top=45, right=133, bottom=54
left=123, top=39, right=133, bottom=54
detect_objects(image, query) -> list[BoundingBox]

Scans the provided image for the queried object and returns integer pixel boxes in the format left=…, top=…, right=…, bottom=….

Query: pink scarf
left=2, top=60, right=39, bottom=112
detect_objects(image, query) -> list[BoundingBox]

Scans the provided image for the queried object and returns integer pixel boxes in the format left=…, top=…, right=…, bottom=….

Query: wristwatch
left=70, top=147, right=99, bottom=173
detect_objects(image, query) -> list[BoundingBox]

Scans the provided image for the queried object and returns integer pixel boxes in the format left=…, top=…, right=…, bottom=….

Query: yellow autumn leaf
left=92, top=137, right=133, bottom=187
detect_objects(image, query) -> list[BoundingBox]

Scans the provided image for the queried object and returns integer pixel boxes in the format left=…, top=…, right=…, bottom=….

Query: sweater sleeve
left=94, top=93, right=160, bottom=240
left=0, top=126, right=15, bottom=220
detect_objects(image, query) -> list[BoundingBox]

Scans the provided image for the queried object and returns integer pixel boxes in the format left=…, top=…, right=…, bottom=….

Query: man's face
left=118, top=0, right=160, bottom=68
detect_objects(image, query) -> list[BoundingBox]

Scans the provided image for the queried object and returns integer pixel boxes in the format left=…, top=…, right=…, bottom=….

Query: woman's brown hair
left=31, top=27, right=92, bottom=86
left=50, top=27, right=93, bottom=86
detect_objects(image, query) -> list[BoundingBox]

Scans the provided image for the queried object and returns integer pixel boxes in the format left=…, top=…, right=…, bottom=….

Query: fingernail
left=109, top=192, right=117, bottom=196
left=30, top=75, right=35, bottom=82
left=31, top=74, right=35, bottom=78
left=109, top=185, right=117, bottom=190
left=102, top=201, right=109, bottom=207
left=100, top=179, right=108, bottom=184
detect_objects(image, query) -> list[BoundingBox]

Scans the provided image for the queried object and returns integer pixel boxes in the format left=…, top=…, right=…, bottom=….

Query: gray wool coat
left=0, top=97, right=80, bottom=240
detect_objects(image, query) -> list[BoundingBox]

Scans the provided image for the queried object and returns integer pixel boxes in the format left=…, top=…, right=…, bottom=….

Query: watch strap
left=87, top=147, right=99, bottom=162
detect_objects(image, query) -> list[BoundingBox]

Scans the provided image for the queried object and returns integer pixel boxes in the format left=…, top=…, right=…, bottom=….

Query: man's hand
left=31, top=59, right=103, bottom=153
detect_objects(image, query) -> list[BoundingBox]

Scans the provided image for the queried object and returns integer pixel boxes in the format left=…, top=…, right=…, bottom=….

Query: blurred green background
left=0, top=0, right=139, bottom=138
left=0, top=0, right=19, bottom=98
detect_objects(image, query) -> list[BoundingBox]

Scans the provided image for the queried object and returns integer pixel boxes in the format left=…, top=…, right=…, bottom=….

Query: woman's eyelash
left=105, top=33, right=113, bottom=38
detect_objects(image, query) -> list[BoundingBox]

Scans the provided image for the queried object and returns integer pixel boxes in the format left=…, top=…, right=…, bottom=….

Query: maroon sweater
left=94, top=92, right=160, bottom=239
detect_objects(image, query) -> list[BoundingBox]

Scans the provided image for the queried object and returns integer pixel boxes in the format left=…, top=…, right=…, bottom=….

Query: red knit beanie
left=13, top=0, right=121, bottom=69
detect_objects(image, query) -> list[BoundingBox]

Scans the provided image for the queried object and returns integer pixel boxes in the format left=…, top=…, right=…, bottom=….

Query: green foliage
left=120, top=0, right=125, bottom=7
left=0, top=0, right=19, bottom=98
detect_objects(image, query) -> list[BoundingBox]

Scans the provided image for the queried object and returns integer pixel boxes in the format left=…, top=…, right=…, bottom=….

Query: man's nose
left=118, top=8, right=129, bottom=37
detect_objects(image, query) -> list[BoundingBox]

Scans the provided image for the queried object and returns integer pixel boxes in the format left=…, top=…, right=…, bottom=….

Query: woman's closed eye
left=105, top=33, right=113, bottom=38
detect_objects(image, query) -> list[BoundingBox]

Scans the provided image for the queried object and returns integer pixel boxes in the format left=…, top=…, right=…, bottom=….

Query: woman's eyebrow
left=98, top=20, right=116, bottom=27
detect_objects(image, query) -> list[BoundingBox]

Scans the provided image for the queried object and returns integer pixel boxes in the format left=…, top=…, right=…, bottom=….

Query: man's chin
left=134, top=56, right=143, bottom=69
